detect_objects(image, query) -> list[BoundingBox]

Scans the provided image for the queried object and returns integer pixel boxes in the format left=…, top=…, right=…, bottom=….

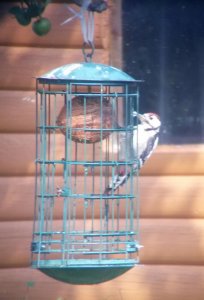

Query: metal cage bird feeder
left=31, top=62, right=141, bottom=284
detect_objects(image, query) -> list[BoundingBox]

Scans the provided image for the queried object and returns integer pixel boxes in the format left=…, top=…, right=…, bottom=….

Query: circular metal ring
left=82, top=41, right=95, bottom=62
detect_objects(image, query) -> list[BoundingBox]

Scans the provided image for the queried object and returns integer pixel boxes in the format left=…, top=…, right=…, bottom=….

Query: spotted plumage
left=105, top=112, right=161, bottom=194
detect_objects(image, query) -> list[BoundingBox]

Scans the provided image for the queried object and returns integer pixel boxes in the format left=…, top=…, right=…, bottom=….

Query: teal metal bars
left=31, top=63, right=141, bottom=284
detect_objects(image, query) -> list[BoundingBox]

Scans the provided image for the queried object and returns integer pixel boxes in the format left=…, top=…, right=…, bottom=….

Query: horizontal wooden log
left=0, top=265, right=204, bottom=300
left=0, top=3, right=109, bottom=48
left=0, top=91, right=35, bottom=133
left=140, top=144, right=204, bottom=175
left=0, top=176, right=204, bottom=221
left=140, top=175, right=204, bottom=218
left=0, top=46, right=109, bottom=90
left=0, top=134, right=204, bottom=175
left=0, top=219, right=204, bottom=267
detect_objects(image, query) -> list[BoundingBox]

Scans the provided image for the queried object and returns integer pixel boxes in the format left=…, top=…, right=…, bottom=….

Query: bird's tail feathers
left=104, top=171, right=130, bottom=194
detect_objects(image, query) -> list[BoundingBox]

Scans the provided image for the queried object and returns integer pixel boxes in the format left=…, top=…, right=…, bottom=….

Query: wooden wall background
left=0, top=1, right=204, bottom=299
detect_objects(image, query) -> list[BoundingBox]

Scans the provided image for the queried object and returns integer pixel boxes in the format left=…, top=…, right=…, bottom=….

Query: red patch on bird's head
left=147, top=112, right=160, bottom=119
left=118, top=168, right=126, bottom=176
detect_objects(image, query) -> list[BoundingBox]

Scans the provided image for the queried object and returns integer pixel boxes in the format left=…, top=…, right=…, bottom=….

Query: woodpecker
left=104, top=112, right=161, bottom=194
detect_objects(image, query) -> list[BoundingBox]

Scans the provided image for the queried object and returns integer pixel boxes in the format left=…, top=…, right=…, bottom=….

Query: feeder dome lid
left=39, top=62, right=137, bottom=83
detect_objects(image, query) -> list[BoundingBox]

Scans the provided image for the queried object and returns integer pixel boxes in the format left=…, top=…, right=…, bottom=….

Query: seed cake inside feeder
left=57, top=96, right=113, bottom=143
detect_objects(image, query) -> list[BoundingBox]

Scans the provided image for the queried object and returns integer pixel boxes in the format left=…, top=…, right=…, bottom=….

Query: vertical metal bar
left=129, top=93, right=134, bottom=235
left=45, top=85, right=51, bottom=249
left=73, top=142, right=78, bottom=232
left=32, top=79, right=39, bottom=263
left=135, top=86, right=140, bottom=244
left=48, top=92, right=57, bottom=250
left=72, top=84, right=78, bottom=258
left=83, top=93, right=87, bottom=235
left=99, top=84, right=104, bottom=259
left=91, top=143, right=95, bottom=232
left=62, top=83, right=72, bottom=260
left=38, top=87, right=47, bottom=265
left=124, top=84, right=129, bottom=238
left=110, top=91, right=115, bottom=236
left=67, top=83, right=73, bottom=259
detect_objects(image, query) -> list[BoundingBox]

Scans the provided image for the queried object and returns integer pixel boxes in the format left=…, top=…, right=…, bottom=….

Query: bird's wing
left=140, top=133, right=159, bottom=165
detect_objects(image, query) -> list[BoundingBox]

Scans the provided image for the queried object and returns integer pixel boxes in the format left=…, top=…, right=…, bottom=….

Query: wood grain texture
left=140, top=144, right=204, bottom=175
left=0, top=46, right=109, bottom=90
left=0, top=3, right=109, bottom=48
left=109, top=0, right=122, bottom=68
left=0, top=219, right=204, bottom=267
left=0, top=176, right=204, bottom=221
left=0, top=265, right=204, bottom=300
left=0, top=90, right=36, bottom=133
left=0, top=133, right=204, bottom=175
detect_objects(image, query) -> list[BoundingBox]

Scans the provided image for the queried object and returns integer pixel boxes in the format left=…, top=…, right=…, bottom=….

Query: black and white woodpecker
left=104, top=112, right=161, bottom=194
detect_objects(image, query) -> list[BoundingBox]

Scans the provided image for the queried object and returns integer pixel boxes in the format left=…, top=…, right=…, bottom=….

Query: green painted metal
left=39, top=62, right=139, bottom=83
left=32, top=62, right=140, bottom=284
left=39, top=266, right=133, bottom=285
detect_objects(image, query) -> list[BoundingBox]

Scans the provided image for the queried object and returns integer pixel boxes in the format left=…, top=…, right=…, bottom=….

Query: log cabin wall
left=0, top=1, right=204, bottom=299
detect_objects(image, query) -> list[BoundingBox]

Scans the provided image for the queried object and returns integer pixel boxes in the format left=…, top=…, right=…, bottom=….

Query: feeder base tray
left=39, top=266, right=133, bottom=285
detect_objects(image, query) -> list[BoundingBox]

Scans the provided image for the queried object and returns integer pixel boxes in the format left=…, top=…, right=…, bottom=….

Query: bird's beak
left=135, top=112, right=149, bottom=124
left=135, top=113, right=146, bottom=122
left=135, top=112, right=154, bottom=128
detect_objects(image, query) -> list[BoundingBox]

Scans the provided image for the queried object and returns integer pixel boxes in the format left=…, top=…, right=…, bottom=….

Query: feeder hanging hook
left=80, top=0, right=95, bottom=61
left=82, top=41, right=95, bottom=62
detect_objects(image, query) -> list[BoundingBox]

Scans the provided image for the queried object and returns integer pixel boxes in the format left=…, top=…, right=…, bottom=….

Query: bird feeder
left=31, top=62, right=141, bottom=284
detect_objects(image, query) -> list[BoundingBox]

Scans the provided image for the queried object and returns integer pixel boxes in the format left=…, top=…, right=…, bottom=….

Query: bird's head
left=136, top=112, right=161, bottom=131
